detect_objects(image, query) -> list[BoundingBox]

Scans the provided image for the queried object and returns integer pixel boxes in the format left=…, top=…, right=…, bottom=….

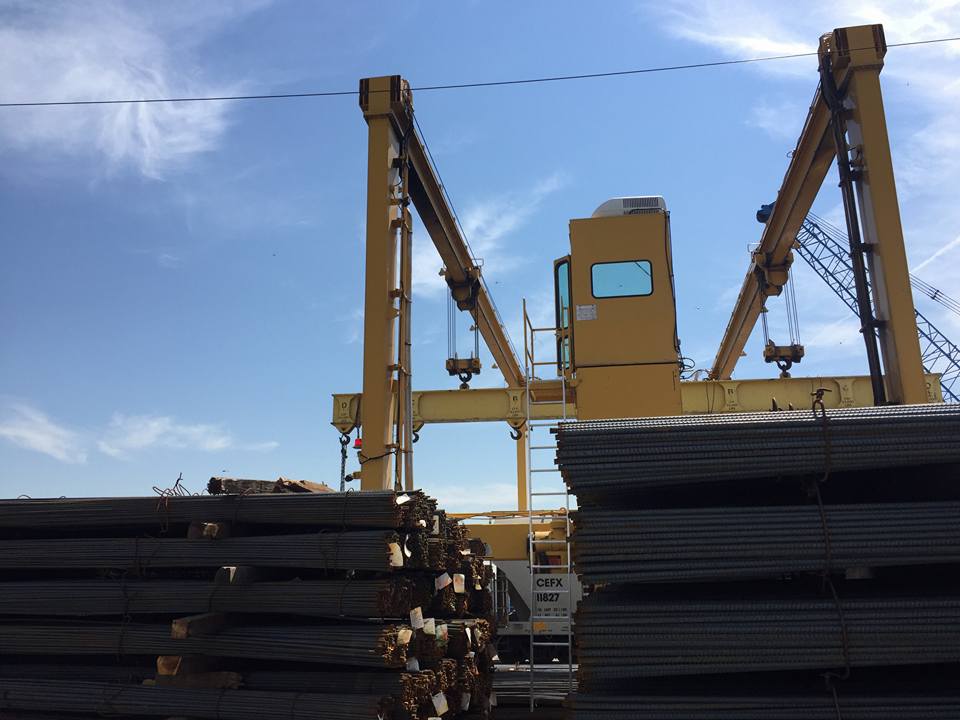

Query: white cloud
left=432, top=480, right=518, bottom=513
left=747, top=99, right=806, bottom=140
left=913, top=234, right=960, bottom=274
left=0, top=1, right=265, bottom=179
left=97, top=413, right=235, bottom=458
left=241, top=440, right=281, bottom=452
left=412, top=171, right=569, bottom=298
left=0, top=403, right=87, bottom=463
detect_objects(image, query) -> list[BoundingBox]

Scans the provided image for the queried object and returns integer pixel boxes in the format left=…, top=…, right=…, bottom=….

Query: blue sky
left=2, top=1, right=959, bottom=510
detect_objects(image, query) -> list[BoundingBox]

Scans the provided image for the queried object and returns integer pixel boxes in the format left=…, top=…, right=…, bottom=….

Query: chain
left=339, top=434, right=350, bottom=492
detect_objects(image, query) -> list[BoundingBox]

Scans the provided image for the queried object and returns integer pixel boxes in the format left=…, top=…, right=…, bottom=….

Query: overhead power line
left=1, top=36, right=958, bottom=109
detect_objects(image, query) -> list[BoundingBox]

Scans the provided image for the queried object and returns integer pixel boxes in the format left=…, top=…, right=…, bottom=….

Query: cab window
left=591, top=260, right=653, bottom=298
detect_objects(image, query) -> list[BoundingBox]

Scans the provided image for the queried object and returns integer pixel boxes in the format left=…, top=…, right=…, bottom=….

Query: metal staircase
left=522, top=300, right=574, bottom=710
left=796, top=214, right=960, bottom=403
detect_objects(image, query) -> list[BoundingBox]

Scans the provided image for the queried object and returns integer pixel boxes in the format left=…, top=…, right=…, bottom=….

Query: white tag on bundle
left=396, top=493, right=412, bottom=505
left=432, top=514, right=440, bottom=535
left=406, top=657, right=420, bottom=671
left=435, top=572, right=452, bottom=590
left=409, top=607, right=424, bottom=630
left=397, top=627, right=413, bottom=645
left=436, top=623, right=448, bottom=644
left=424, top=617, right=436, bottom=635
left=461, top=693, right=471, bottom=711
left=464, top=626, right=473, bottom=644
left=453, top=573, right=465, bottom=594
left=388, top=543, right=404, bottom=567
left=403, top=536, right=413, bottom=558
left=418, top=519, right=427, bottom=528
left=431, top=692, right=449, bottom=715
left=459, top=549, right=471, bottom=556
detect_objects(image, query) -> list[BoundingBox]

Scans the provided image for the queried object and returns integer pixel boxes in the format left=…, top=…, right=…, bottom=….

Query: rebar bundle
left=0, top=486, right=494, bottom=719
left=557, top=404, right=960, bottom=498
left=0, top=490, right=434, bottom=531
left=572, top=501, right=960, bottom=583
left=564, top=692, right=960, bottom=719
left=563, top=403, right=960, bottom=718
left=494, top=666, right=576, bottom=705
left=0, top=679, right=388, bottom=720
left=0, top=577, right=433, bottom=619
left=0, top=530, right=430, bottom=571
left=575, top=590, right=960, bottom=682
left=0, top=620, right=411, bottom=667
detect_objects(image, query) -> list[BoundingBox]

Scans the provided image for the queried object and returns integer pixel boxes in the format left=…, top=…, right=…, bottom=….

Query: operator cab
left=554, top=196, right=682, bottom=419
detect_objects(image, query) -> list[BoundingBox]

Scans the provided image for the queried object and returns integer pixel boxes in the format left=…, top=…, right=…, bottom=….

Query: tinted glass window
left=591, top=260, right=653, bottom=298
left=555, top=260, right=571, bottom=329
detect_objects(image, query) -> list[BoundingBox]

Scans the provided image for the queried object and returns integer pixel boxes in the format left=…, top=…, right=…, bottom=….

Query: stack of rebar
left=576, top=591, right=960, bottom=680
left=572, top=501, right=960, bottom=584
left=0, top=487, right=496, bottom=719
left=565, top=692, right=960, bottom=719
left=559, top=403, right=960, bottom=717
left=558, top=404, right=960, bottom=501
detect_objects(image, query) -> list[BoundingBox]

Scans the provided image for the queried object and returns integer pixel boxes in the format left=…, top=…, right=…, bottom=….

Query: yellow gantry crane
left=333, top=21, right=943, bottom=666
left=336, top=23, right=939, bottom=511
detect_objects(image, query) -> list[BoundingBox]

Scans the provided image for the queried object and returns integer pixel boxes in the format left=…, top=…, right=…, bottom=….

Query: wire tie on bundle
left=811, top=388, right=833, bottom=483
left=215, top=687, right=227, bottom=720
left=153, top=493, right=171, bottom=534
left=231, top=488, right=253, bottom=526
left=823, top=575, right=853, bottom=681
left=822, top=672, right=845, bottom=720
left=337, top=574, right=354, bottom=618
left=317, top=529, right=331, bottom=571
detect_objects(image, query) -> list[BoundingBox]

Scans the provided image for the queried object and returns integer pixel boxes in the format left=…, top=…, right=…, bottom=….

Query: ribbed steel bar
left=0, top=490, right=435, bottom=531
left=566, top=692, right=960, bottom=719
left=575, top=591, right=960, bottom=683
left=572, top=501, right=960, bottom=583
left=0, top=621, right=411, bottom=668
left=557, top=404, right=960, bottom=496
left=0, top=577, right=433, bottom=618
left=0, top=679, right=386, bottom=720
left=0, top=531, right=431, bottom=571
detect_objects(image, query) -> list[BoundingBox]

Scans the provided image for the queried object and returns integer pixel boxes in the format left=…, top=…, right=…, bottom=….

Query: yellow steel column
left=359, top=76, right=401, bottom=489
left=516, top=426, right=528, bottom=512
left=832, top=26, right=927, bottom=404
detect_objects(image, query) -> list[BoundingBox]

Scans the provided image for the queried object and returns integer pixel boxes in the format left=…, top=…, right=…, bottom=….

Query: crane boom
left=404, top=127, right=524, bottom=388
left=357, top=75, right=523, bottom=491
left=711, top=25, right=927, bottom=406
left=710, top=85, right=834, bottom=380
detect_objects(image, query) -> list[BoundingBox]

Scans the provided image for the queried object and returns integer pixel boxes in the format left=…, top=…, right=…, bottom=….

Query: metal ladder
left=522, top=300, right=574, bottom=710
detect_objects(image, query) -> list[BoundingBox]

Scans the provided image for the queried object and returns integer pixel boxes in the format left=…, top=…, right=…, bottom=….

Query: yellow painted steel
left=823, top=26, right=927, bottom=404
left=711, top=24, right=926, bottom=408
left=515, top=427, right=528, bottom=513
left=332, top=373, right=942, bottom=432
left=452, top=515, right=568, bottom=561
left=357, top=76, right=403, bottom=490
left=567, top=210, right=682, bottom=419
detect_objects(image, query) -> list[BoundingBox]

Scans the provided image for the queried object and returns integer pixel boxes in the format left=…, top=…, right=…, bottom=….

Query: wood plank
left=156, top=655, right=219, bottom=676
left=171, top=612, right=227, bottom=640
left=154, top=671, right=242, bottom=690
